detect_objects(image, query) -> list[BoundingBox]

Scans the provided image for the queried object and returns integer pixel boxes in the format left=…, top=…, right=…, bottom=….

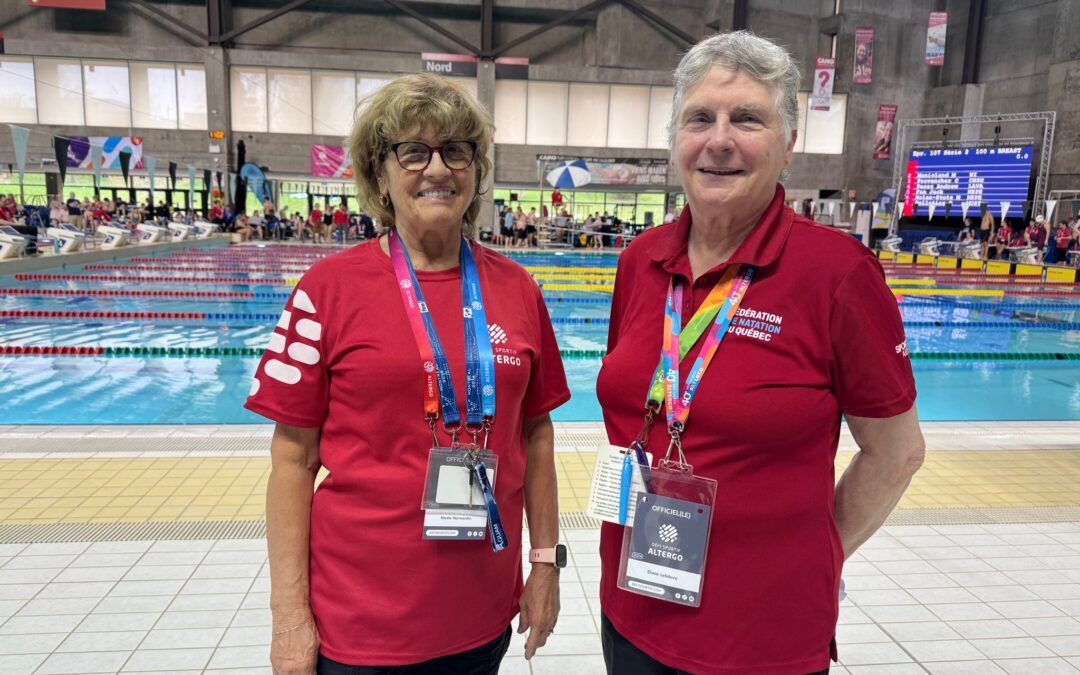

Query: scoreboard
left=902, top=146, right=1034, bottom=218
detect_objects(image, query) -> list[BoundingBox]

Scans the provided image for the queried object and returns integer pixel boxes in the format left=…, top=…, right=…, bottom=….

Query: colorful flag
left=926, top=12, right=947, bottom=66
left=873, top=104, right=897, bottom=160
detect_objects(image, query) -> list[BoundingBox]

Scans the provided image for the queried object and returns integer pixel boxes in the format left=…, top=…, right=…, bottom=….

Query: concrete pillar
left=476, top=59, right=496, bottom=238
left=203, top=47, right=232, bottom=183
left=959, top=84, right=984, bottom=142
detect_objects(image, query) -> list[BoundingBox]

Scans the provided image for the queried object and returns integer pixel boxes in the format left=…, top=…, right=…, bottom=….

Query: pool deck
left=1, top=421, right=1080, bottom=673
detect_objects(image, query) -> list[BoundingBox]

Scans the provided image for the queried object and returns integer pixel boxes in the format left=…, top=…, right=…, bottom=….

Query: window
left=231, top=67, right=268, bottom=132
left=567, top=83, right=608, bottom=148
left=177, top=65, right=207, bottom=130
left=356, top=74, right=391, bottom=113
left=312, top=70, right=355, bottom=136
left=802, top=93, right=846, bottom=154
left=647, top=87, right=672, bottom=149
left=494, top=80, right=527, bottom=144
left=607, top=85, right=650, bottom=148
left=131, top=62, right=177, bottom=129
left=0, top=57, right=37, bottom=124
left=794, top=92, right=807, bottom=153
left=83, top=60, right=131, bottom=127
left=526, top=81, right=568, bottom=146
left=35, top=58, right=84, bottom=126
left=268, top=68, right=312, bottom=134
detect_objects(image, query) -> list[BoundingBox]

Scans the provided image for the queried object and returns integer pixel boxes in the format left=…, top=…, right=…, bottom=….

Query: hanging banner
left=53, top=136, right=70, bottom=185
left=215, top=171, right=223, bottom=195
left=848, top=201, right=857, bottom=219
left=926, top=12, right=947, bottom=66
left=928, top=203, right=936, bottom=220
left=827, top=200, right=835, bottom=216
left=203, top=169, right=211, bottom=199
left=228, top=172, right=237, bottom=203
left=961, top=202, right=971, bottom=219
left=810, top=57, right=835, bottom=111
left=8, top=125, right=28, bottom=187
left=1000, top=201, right=1011, bottom=219
left=117, top=148, right=132, bottom=185
left=63, top=136, right=144, bottom=169
left=188, top=165, right=196, bottom=210
left=311, top=144, right=353, bottom=178
left=873, top=104, right=897, bottom=160
left=90, top=143, right=103, bottom=187
left=537, top=154, right=667, bottom=187
left=168, top=161, right=177, bottom=190
left=1045, top=199, right=1057, bottom=221
left=145, top=155, right=157, bottom=203
left=853, top=27, right=875, bottom=84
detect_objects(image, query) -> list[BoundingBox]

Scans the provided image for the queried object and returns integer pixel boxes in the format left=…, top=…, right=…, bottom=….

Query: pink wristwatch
left=529, top=545, right=567, bottom=568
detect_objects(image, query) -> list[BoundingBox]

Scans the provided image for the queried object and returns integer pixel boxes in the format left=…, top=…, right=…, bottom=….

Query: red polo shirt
left=245, top=239, right=570, bottom=665
left=597, top=186, right=916, bottom=674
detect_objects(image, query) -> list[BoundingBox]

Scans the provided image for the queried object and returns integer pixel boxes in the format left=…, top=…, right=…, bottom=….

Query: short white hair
left=667, top=30, right=801, bottom=151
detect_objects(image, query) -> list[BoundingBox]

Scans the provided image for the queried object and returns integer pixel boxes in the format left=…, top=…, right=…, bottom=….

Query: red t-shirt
left=332, top=208, right=348, bottom=225
left=596, top=187, right=916, bottom=674
left=210, top=205, right=224, bottom=220
left=244, top=239, right=570, bottom=665
left=1058, top=227, right=1073, bottom=248
left=309, top=209, right=323, bottom=226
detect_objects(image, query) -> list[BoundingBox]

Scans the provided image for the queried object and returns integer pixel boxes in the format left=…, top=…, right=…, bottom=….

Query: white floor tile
left=0, top=654, right=46, bottom=673
left=0, top=613, right=83, bottom=635
left=971, top=637, right=1055, bottom=659
left=154, top=609, right=235, bottom=629
left=530, top=654, right=606, bottom=674
left=923, top=660, right=1006, bottom=674
left=0, top=632, right=67, bottom=655
left=93, top=595, right=173, bottom=614
left=206, top=644, right=269, bottom=669
left=139, top=626, right=225, bottom=650
left=219, top=625, right=270, bottom=647
left=15, top=596, right=99, bottom=616
left=56, top=630, right=148, bottom=653
left=838, top=641, right=914, bottom=666
left=36, top=650, right=129, bottom=674
left=989, top=601, right=1065, bottom=619
left=1039, top=635, right=1080, bottom=657
left=34, top=581, right=114, bottom=599
left=1014, top=617, right=1080, bottom=637
left=995, top=656, right=1080, bottom=674
left=949, top=619, right=1027, bottom=640
left=121, top=647, right=213, bottom=671
left=76, top=612, right=162, bottom=633
left=880, top=622, right=961, bottom=642
left=901, top=639, right=984, bottom=662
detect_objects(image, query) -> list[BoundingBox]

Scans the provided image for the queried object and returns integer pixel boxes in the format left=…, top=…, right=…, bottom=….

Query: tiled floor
left=1, top=422, right=1079, bottom=673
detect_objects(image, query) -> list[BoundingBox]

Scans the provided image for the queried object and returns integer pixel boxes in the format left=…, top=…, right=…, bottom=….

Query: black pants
left=316, top=626, right=512, bottom=675
left=602, top=615, right=829, bottom=675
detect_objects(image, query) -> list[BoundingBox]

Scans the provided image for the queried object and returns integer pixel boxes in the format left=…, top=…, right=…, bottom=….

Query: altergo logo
left=488, top=324, right=508, bottom=345
left=399, top=279, right=412, bottom=289
left=423, top=361, right=436, bottom=373
left=658, top=523, right=679, bottom=543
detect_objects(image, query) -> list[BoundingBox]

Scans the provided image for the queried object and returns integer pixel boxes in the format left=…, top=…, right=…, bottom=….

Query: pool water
left=1, top=246, right=1078, bottom=424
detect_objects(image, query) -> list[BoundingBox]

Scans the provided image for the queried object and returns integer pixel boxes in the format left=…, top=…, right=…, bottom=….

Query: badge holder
left=586, top=406, right=657, bottom=525
left=617, top=432, right=717, bottom=608
left=420, top=422, right=499, bottom=542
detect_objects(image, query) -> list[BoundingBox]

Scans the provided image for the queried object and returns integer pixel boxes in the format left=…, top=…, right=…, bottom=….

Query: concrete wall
left=1, top=0, right=1077, bottom=209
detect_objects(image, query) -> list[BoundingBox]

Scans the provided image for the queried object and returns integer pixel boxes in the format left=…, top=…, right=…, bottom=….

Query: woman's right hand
left=270, top=610, right=320, bottom=675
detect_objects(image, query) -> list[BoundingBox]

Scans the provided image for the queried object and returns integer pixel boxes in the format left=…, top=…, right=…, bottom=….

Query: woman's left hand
left=518, top=564, right=561, bottom=659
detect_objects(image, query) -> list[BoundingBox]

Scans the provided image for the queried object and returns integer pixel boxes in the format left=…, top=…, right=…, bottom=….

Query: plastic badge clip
left=660, top=428, right=692, bottom=473
left=427, top=414, right=441, bottom=449
left=443, top=421, right=462, bottom=449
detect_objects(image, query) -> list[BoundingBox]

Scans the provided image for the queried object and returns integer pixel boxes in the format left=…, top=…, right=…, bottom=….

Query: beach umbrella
left=545, top=159, right=592, bottom=189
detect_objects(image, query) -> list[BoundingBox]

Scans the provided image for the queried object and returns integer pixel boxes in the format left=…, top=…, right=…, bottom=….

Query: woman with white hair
left=595, top=31, right=925, bottom=673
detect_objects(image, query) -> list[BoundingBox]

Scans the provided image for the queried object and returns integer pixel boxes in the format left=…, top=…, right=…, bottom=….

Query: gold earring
left=379, top=194, right=390, bottom=208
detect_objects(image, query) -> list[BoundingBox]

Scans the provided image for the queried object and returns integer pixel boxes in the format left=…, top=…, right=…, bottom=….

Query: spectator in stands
left=66, top=193, right=83, bottom=230
left=235, top=213, right=253, bottom=242
left=49, top=195, right=64, bottom=225
left=359, top=210, right=375, bottom=239
left=514, top=205, right=527, bottom=247
left=309, top=202, right=326, bottom=244
left=551, top=187, right=563, bottom=213
left=958, top=218, right=974, bottom=242
left=498, top=205, right=514, bottom=246
left=992, top=219, right=1013, bottom=258
left=0, top=199, right=16, bottom=225
left=332, top=201, right=348, bottom=240
left=249, top=209, right=265, bottom=240
left=209, top=199, right=225, bottom=225
left=104, top=198, right=115, bottom=221
left=1026, top=216, right=1048, bottom=260
left=526, top=207, right=539, bottom=247
left=1053, top=220, right=1072, bottom=264
left=663, top=207, right=678, bottom=224
left=222, top=203, right=236, bottom=232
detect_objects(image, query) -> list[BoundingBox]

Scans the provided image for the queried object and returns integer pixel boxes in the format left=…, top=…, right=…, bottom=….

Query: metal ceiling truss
left=116, top=0, right=694, bottom=56
left=890, top=112, right=1056, bottom=232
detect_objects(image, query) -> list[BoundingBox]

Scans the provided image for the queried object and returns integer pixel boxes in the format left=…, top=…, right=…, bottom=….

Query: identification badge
left=586, top=443, right=653, bottom=525
left=617, top=465, right=716, bottom=608
left=421, top=448, right=498, bottom=541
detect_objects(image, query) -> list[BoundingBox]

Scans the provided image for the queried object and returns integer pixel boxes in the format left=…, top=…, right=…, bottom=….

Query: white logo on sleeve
left=257, top=289, right=323, bottom=389
left=895, top=340, right=909, bottom=357
left=488, top=323, right=508, bottom=345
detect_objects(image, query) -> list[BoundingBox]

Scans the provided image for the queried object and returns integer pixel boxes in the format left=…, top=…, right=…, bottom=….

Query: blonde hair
left=346, top=73, right=493, bottom=237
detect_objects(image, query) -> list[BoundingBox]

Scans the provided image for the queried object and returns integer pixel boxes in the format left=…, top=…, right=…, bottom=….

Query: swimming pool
left=1, top=245, right=1078, bottom=424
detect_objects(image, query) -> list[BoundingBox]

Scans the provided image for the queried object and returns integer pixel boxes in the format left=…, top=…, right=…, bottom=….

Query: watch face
left=555, top=544, right=567, bottom=568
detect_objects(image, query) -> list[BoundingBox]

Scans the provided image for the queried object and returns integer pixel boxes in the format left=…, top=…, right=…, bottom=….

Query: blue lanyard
left=389, top=230, right=496, bottom=431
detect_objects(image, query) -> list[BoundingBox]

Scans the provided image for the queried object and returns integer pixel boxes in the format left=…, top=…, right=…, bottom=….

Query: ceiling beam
left=217, top=0, right=317, bottom=44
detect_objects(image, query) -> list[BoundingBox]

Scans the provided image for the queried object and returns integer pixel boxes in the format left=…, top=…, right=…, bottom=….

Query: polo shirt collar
left=648, top=184, right=794, bottom=280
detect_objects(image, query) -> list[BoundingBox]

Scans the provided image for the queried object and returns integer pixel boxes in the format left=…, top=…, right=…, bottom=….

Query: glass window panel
left=130, top=62, right=177, bottom=129
left=230, top=66, right=267, bottom=132
left=456, top=78, right=478, bottom=103
left=0, top=57, right=37, bottom=124
left=647, top=86, right=672, bottom=149
left=312, top=70, right=356, bottom=136
left=356, top=74, right=391, bottom=114
left=607, top=85, right=649, bottom=148
left=83, top=60, right=131, bottom=127
left=494, top=80, right=527, bottom=144
left=793, top=92, right=807, bottom=153
left=567, top=83, right=608, bottom=148
left=177, top=65, right=207, bottom=130
left=803, top=93, right=845, bottom=154
left=35, top=58, right=84, bottom=126
left=268, top=68, right=312, bottom=134
left=526, top=81, right=567, bottom=146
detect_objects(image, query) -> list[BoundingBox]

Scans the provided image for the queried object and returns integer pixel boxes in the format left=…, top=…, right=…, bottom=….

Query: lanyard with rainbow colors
left=652, top=266, right=755, bottom=461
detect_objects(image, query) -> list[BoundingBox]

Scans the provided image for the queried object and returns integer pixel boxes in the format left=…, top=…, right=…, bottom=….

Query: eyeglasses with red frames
left=386, top=141, right=478, bottom=172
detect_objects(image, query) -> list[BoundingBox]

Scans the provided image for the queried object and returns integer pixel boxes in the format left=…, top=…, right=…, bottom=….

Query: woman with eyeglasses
left=246, top=73, right=570, bottom=675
